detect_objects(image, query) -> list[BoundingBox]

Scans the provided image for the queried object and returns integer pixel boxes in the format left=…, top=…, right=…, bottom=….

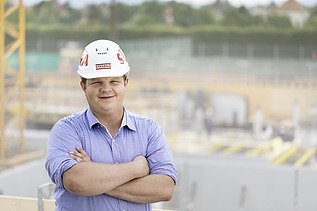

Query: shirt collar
left=125, top=110, right=137, bottom=131
left=87, top=107, right=137, bottom=131
left=120, top=109, right=127, bottom=128
left=87, top=108, right=99, bottom=129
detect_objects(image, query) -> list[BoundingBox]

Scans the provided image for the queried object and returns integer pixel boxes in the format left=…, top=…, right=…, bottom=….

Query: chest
left=80, top=127, right=148, bottom=164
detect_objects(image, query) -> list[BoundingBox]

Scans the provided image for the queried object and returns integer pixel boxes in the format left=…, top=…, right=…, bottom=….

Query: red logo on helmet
left=117, top=49, right=125, bottom=64
left=96, top=63, right=111, bottom=70
left=80, top=50, right=89, bottom=66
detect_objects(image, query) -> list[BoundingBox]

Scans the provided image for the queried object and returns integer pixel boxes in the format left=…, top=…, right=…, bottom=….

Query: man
left=45, top=39, right=178, bottom=211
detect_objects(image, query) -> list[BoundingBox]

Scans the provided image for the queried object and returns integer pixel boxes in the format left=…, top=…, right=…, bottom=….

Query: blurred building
left=275, top=0, right=310, bottom=27
left=207, top=0, right=233, bottom=20
left=163, top=6, right=175, bottom=26
left=251, top=0, right=310, bottom=28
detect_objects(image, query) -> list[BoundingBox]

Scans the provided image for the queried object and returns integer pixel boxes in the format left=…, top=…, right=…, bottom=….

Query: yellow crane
left=0, top=0, right=25, bottom=168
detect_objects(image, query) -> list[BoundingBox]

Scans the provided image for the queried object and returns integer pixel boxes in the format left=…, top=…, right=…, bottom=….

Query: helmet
left=77, top=39, right=130, bottom=79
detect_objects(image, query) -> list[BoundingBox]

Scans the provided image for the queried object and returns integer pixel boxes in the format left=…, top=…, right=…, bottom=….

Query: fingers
left=76, top=147, right=88, bottom=155
left=69, top=147, right=91, bottom=163
left=69, top=152, right=84, bottom=163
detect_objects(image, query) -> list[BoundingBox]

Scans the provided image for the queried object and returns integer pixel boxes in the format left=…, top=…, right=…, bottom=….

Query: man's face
left=81, top=76, right=128, bottom=115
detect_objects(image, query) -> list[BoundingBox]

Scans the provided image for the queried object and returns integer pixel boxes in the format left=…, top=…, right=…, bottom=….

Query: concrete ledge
left=0, top=195, right=54, bottom=211
left=0, top=195, right=174, bottom=211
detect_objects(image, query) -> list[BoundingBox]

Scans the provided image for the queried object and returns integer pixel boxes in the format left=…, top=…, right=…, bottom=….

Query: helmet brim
left=77, top=65, right=130, bottom=79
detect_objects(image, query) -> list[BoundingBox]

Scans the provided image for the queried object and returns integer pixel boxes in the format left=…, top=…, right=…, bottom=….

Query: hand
left=69, top=147, right=91, bottom=163
left=133, top=156, right=149, bottom=178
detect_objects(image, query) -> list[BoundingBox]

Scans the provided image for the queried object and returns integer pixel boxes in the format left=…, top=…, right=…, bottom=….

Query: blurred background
left=1, top=0, right=317, bottom=210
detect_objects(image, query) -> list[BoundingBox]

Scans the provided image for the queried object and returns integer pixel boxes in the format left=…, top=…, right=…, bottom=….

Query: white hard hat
left=77, top=39, right=130, bottom=79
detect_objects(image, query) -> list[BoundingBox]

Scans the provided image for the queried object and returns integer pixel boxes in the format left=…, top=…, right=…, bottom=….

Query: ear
left=80, top=81, right=86, bottom=93
left=124, top=78, right=129, bottom=87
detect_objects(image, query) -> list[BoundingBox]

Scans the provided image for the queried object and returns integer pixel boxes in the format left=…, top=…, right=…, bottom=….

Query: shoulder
left=52, top=110, right=87, bottom=131
left=126, top=111, right=162, bottom=132
left=127, top=111, right=150, bottom=121
left=127, top=111, right=157, bottom=125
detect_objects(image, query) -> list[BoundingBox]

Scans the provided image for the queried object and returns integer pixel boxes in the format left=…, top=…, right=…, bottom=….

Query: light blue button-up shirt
left=45, top=108, right=178, bottom=211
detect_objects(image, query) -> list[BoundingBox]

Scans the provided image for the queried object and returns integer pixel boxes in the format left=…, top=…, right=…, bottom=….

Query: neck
left=93, top=107, right=124, bottom=136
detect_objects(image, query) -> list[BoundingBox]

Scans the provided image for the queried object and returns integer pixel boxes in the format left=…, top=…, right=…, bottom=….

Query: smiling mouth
left=99, top=96, right=114, bottom=99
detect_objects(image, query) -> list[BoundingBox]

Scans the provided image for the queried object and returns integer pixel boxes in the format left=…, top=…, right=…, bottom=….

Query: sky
left=23, top=0, right=317, bottom=8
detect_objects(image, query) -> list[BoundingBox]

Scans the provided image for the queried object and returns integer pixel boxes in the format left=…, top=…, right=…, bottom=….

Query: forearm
left=63, top=161, right=143, bottom=196
left=106, top=174, right=175, bottom=204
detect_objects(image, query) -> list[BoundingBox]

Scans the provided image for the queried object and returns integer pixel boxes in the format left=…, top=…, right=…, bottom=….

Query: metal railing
left=38, top=183, right=55, bottom=211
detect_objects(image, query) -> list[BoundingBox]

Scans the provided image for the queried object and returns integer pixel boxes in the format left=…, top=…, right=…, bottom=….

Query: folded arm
left=69, top=147, right=175, bottom=202
left=64, top=148, right=149, bottom=196
left=106, top=174, right=174, bottom=203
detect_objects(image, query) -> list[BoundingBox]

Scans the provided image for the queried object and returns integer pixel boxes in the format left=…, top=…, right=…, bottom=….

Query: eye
left=110, top=80, right=120, bottom=84
left=91, top=81, right=101, bottom=85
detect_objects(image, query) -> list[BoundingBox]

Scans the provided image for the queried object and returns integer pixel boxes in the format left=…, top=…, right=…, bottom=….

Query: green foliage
left=116, top=3, right=138, bottom=24
left=26, top=1, right=59, bottom=24
left=266, top=14, right=293, bottom=29
left=24, top=0, right=317, bottom=47
left=222, top=6, right=262, bottom=27
left=119, top=24, right=184, bottom=39
left=26, top=23, right=110, bottom=41
left=305, top=7, right=317, bottom=29
left=25, top=0, right=300, bottom=29
left=205, top=27, right=273, bottom=43
left=306, top=16, right=317, bottom=28
left=84, top=4, right=110, bottom=24
left=189, top=26, right=317, bottom=46
left=166, top=1, right=214, bottom=26
left=26, top=1, right=81, bottom=25
left=131, top=1, right=164, bottom=25
left=167, top=2, right=195, bottom=26
left=194, top=8, right=215, bottom=25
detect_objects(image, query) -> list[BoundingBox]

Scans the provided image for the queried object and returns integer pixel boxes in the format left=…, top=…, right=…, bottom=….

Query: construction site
left=1, top=0, right=317, bottom=211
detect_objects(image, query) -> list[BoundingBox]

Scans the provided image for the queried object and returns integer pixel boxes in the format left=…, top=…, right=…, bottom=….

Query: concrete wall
left=0, top=158, right=50, bottom=198
left=297, top=168, right=317, bottom=211
left=1, top=155, right=317, bottom=211
left=172, top=154, right=317, bottom=211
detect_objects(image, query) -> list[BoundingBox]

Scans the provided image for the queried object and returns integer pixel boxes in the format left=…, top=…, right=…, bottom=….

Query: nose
left=99, top=82, right=112, bottom=92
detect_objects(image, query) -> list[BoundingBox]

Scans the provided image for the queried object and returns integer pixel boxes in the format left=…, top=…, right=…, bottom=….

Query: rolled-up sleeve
left=45, top=120, right=80, bottom=189
left=146, top=121, right=178, bottom=184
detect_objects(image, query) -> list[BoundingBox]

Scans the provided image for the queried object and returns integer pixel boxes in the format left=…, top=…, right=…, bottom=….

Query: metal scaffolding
left=0, top=0, right=25, bottom=167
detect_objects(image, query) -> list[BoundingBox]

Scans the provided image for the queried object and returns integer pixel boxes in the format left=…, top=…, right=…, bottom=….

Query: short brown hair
left=80, top=74, right=129, bottom=84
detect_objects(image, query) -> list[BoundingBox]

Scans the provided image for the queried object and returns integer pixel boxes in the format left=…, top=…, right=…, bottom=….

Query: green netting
left=8, top=52, right=60, bottom=72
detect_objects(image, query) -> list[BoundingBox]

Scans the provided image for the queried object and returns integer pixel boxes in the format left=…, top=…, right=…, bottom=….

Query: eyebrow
left=89, top=79, right=100, bottom=82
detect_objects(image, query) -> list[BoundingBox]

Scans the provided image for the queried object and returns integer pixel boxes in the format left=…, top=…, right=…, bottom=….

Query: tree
left=266, top=14, right=293, bottom=29
left=57, top=2, right=81, bottom=24
left=27, top=1, right=60, bottom=24
left=131, top=1, right=164, bottom=25
left=166, top=1, right=194, bottom=27
left=193, top=8, right=215, bottom=25
left=85, top=4, right=108, bottom=24
left=116, top=3, right=138, bottom=24
left=26, top=1, right=81, bottom=25
left=166, top=1, right=214, bottom=27
left=305, top=6, right=317, bottom=28
left=222, top=6, right=258, bottom=27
